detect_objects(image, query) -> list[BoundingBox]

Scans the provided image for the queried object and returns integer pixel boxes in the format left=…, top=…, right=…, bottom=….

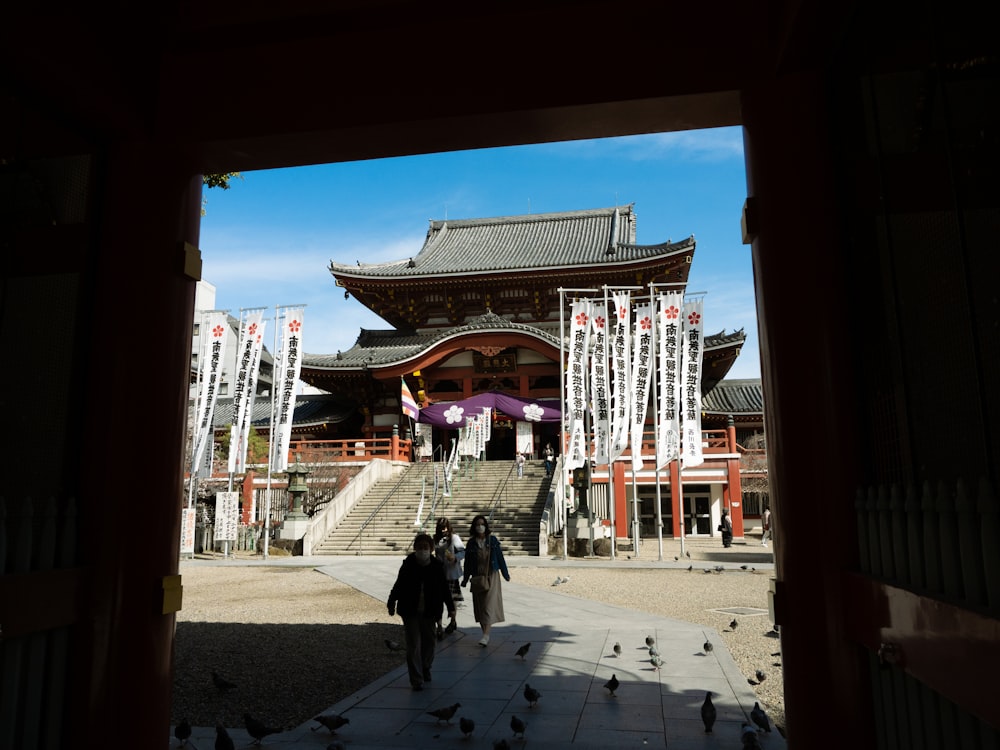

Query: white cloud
left=544, top=128, right=744, bottom=163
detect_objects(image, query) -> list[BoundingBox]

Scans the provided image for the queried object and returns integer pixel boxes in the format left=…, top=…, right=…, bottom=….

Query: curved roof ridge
left=426, top=310, right=560, bottom=346
left=329, top=203, right=685, bottom=278
left=427, top=204, right=633, bottom=231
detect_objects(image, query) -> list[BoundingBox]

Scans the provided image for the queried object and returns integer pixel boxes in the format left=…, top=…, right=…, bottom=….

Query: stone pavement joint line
left=172, top=555, right=786, bottom=750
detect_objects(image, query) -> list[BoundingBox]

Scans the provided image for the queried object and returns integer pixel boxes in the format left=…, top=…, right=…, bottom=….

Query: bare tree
left=739, top=432, right=769, bottom=515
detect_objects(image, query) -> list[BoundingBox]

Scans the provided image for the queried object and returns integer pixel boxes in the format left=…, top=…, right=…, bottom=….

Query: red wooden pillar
left=669, top=460, right=682, bottom=538
left=241, top=469, right=257, bottom=524
left=74, top=142, right=201, bottom=746
left=726, top=417, right=745, bottom=536
left=742, top=71, right=873, bottom=746
left=612, top=459, right=628, bottom=540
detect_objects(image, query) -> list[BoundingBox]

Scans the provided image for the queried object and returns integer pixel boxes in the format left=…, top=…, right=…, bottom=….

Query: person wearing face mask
left=460, top=515, right=510, bottom=646
left=433, top=517, right=464, bottom=640
left=387, top=533, right=456, bottom=690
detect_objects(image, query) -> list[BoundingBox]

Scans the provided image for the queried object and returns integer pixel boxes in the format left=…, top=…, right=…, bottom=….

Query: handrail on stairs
left=486, top=460, right=517, bottom=524
left=347, top=444, right=446, bottom=554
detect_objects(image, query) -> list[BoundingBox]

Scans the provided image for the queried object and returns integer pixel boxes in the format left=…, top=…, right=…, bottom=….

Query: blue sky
left=199, top=127, right=760, bottom=379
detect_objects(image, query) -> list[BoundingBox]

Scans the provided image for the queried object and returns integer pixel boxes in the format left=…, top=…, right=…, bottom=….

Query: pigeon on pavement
left=174, top=719, right=191, bottom=746
left=742, top=723, right=764, bottom=748
left=650, top=654, right=664, bottom=670
left=648, top=644, right=660, bottom=658
left=211, top=671, right=237, bottom=693
left=613, top=642, right=622, bottom=657
left=604, top=673, right=620, bottom=696
left=730, top=618, right=739, bottom=630
left=510, top=715, right=527, bottom=738
left=215, top=724, right=235, bottom=750
left=312, top=714, right=350, bottom=734
left=755, top=669, right=767, bottom=683
left=427, top=702, right=462, bottom=724
left=645, top=635, right=655, bottom=648
left=750, top=702, right=772, bottom=733
left=515, top=643, right=531, bottom=660
left=244, top=713, right=282, bottom=745
left=703, top=641, right=713, bottom=653
left=459, top=716, right=475, bottom=738
left=700, top=691, right=717, bottom=733
left=524, top=683, right=541, bottom=707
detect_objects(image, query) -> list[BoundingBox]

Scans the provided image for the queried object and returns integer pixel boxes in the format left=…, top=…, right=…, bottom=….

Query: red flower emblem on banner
left=619, top=306, right=628, bottom=318
left=211, top=325, right=225, bottom=338
left=248, top=323, right=257, bottom=336
left=639, top=316, right=652, bottom=331
left=687, top=311, right=701, bottom=325
left=575, top=312, right=589, bottom=327
left=663, top=305, right=680, bottom=320
left=288, top=319, right=302, bottom=332
left=594, top=316, right=605, bottom=329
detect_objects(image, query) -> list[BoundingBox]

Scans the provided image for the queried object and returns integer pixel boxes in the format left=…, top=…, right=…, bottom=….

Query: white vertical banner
left=214, top=490, right=240, bottom=542
left=610, top=291, right=632, bottom=459
left=228, top=310, right=265, bottom=474
left=192, top=312, right=230, bottom=477
left=516, top=421, right=533, bottom=455
left=656, top=293, right=683, bottom=468
left=240, top=318, right=266, bottom=472
left=630, top=302, right=654, bottom=472
left=481, top=407, right=492, bottom=443
left=681, top=299, right=705, bottom=468
left=270, top=307, right=305, bottom=473
left=180, top=507, right=197, bottom=555
left=589, top=301, right=610, bottom=465
left=564, top=298, right=592, bottom=470
left=474, top=413, right=485, bottom=458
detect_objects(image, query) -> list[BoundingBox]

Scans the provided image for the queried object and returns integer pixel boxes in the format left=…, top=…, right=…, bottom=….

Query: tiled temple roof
left=328, top=205, right=694, bottom=279
left=702, top=378, right=764, bottom=416
left=303, top=311, right=560, bottom=369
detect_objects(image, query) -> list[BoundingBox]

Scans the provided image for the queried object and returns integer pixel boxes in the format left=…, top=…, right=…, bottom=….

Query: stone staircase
left=311, top=459, right=553, bottom=556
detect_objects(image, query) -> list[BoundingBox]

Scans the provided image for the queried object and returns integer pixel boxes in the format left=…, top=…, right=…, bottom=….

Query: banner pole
left=558, top=287, right=568, bottom=561
left=603, top=285, right=616, bottom=561
left=262, top=305, right=280, bottom=560
left=650, top=283, right=664, bottom=561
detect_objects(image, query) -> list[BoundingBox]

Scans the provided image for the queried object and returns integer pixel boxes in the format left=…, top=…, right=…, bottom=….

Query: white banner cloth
left=229, top=310, right=265, bottom=473
left=589, top=301, right=610, bottom=465
left=656, top=293, right=683, bottom=468
left=681, top=299, right=705, bottom=468
left=192, top=312, right=229, bottom=477
left=270, top=308, right=304, bottom=472
left=630, top=302, right=654, bottom=472
left=564, top=299, right=592, bottom=470
left=609, top=292, right=632, bottom=459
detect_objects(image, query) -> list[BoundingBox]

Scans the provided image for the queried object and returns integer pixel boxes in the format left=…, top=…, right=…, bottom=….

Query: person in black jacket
left=387, top=533, right=456, bottom=690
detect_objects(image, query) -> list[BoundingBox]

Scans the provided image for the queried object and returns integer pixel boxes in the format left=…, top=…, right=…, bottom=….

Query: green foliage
left=202, top=172, right=243, bottom=215
left=203, top=172, right=242, bottom=189
left=214, top=427, right=271, bottom=467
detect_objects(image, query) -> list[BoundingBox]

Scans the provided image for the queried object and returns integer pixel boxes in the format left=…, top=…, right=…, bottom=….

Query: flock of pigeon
left=412, top=635, right=774, bottom=748
left=171, top=670, right=353, bottom=750
left=176, top=628, right=775, bottom=749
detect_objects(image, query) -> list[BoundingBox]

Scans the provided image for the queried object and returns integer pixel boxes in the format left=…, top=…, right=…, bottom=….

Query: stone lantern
left=279, top=453, right=311, bottom=541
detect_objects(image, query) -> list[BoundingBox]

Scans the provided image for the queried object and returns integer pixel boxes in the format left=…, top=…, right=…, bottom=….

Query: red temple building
left=299, top=204, right=756, bottom=544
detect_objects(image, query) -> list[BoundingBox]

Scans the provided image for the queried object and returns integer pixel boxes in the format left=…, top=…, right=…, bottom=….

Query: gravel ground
left=171, top=559, right=785, bottom=736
